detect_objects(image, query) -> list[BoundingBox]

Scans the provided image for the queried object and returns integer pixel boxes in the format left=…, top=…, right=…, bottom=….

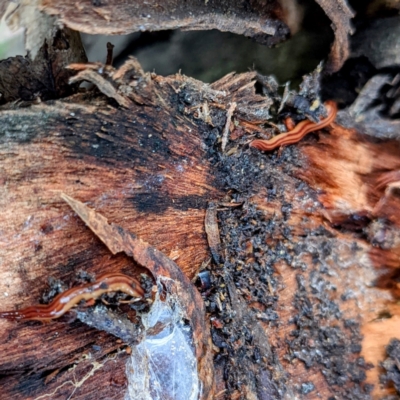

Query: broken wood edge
left=61, top=193, right=215, bottom=399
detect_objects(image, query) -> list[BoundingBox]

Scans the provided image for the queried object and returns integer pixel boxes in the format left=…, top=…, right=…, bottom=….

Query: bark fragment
left=315, top=0, right=355, bottom=72
left=61, top=194, right=215, bottom=399
left=0, top=27, right=87, bottom=103
left=40, top=0, right=290, bottom=45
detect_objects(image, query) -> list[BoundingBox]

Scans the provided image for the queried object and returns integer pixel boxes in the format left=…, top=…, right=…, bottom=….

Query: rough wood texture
left=299, top=123, right=400, bottom=399
left=0, top=80, right=220, bottom=399
left=315, top=0, right=354, bottom=72
left=0, top=26, right=87, bottom=103
left=61, top=194, right=215, bottom=399
left=0, top=58, right=399, bottom=399
left=40, top=0, right=290, bottom=46
left=37, top=0, right=355, bottom=73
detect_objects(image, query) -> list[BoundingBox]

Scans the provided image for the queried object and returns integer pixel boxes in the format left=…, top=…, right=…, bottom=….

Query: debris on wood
left=69, top=67, right=132, bottom=108
left=204, top=202, right=221, bottom=265
left=221, top=102, right=236, bottom=153
left=61, top=193, right=215, bottom=399
left=1, top=2, right=400, bottom=397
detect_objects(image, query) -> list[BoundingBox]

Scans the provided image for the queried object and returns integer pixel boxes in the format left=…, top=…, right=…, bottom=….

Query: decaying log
left=0, top=55, right=399, bottom=399
left=0, top=62, right=223, bottom=399
left=1, top=1, right=400, bottom=399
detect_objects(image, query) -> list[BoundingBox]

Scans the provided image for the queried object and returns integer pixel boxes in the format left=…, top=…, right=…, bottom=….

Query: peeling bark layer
left=40, top=0, right=290, bottom=45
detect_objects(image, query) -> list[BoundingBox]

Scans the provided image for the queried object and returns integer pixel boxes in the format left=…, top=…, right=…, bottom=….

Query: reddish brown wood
left=0, top=59, right=399, bottom=399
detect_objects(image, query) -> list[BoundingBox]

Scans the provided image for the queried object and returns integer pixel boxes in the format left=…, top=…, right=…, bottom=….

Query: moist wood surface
left=0, top=66, right=399, bottom=399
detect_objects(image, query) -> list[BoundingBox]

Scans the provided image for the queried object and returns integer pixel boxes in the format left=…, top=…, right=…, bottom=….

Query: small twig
left=221, top=101, right=237, bottom=153
left=204, top=202, right=221, bottom=264
left=278, top=81, right=290, bottom=113
left=106, top=42, right=114, bottom=66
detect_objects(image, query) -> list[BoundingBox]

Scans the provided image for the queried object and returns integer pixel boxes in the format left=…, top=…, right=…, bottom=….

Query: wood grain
left=0, top=62, right=399, bottom=399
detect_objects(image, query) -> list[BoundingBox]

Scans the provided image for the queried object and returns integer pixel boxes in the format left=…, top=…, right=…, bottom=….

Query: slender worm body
left=0, top=273, right=144, bottom=322
left=250, top=100, right=337, bottom=151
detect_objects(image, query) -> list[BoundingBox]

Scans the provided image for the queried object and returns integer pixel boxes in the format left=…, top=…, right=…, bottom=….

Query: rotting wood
left=60, top=194, right=215, bottom=399
left=40, top=0, right=290, bottom=45
left=36, top=0, right=354, bottom=73
left=0, top=17, right=87, bottom=104
left=314, top=0, right=355, bottom=72
left=0, top=0, right=357, bottom=83
left=0, top=63, right=222, bottom=399
left=0, top=58, right=400, bottom=400
left=297, top=121, right=400, bottom=399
